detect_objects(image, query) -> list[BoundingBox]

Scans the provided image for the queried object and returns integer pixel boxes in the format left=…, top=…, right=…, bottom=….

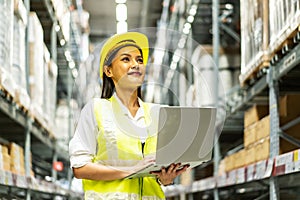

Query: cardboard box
left=255, top=137, right=270, bottom=162
left=3, top=155, right=11, bottom=171
left=256, top=115, right=270, bottom=140
left=180, top=168, right=193, bottom=186
left=234, top=149, right=246, bottom=169
left=244, top=122, right=257, bottom=147
left=218, top=159, right=226, bottom=175
left=0, top=145, right=8, bottom=155
left=279, top=94, right=300, bottom=125
left=245, top=146, right=256, bottom=165
left=224, top=155, right=234, bottom=172
left=244, top=105, right=269, bottom=128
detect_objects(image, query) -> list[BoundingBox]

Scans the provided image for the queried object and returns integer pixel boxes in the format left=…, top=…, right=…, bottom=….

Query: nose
left=131, top=60, right=140, bottom=69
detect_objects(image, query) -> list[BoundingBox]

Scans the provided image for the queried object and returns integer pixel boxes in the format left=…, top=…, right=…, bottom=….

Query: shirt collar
left=112, top=93, right=145, bottom=120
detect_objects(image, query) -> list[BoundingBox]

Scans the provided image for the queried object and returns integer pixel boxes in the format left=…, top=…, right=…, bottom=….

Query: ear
left=104, top=65, right=113, bottom=77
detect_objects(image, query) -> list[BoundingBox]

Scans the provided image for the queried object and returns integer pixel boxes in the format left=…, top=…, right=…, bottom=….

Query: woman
left=69, top=32, right=189, bottom=199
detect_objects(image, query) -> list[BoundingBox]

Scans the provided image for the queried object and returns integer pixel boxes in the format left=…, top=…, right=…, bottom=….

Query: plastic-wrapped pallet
left=43, top=44, right=51, bottom=124
left=0, top=0, right=13, bottom=72
left=48, top=60, right=58, bottom=124
left=269, top=0, right=300, bottom=55
left=12, top=13, right=26, bottom=88
left=13, top=14, right=30, bottom=110
left=239, top=0, right=270, bottom=86
left=28, top=12, right=44, bottom=120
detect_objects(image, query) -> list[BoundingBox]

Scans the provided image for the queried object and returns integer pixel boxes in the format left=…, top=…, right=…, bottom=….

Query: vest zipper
left=140, top=141, right=145, bottom=199
left=140, top=177, right=144, bottom=200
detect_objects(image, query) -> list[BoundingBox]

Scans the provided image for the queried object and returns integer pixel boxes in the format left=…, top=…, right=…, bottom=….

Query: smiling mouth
left=127, top=71, right=142, bottom=76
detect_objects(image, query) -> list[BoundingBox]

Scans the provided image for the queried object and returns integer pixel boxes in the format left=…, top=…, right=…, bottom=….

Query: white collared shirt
left=69, top=94, right=148, bottom=168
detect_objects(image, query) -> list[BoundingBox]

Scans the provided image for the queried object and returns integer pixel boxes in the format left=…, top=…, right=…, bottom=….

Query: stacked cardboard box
left=9, top=142, right=25, bottom=175
left=0, top=144, right=11, bottom=171
left=243, top=105, right=269, bottom=165
left=220, top=105, right=269, bottom=173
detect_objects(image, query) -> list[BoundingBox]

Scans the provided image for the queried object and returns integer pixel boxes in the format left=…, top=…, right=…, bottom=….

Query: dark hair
left=101, top=44, right=143, bottom=99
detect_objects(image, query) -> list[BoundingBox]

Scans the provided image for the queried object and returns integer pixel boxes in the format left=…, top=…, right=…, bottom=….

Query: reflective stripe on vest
left=82, top=96, right=165, bottom=200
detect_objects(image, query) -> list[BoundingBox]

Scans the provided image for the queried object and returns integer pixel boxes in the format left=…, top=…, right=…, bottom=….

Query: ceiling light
left=178, top=36, right=186, bottom=48
left=184, top=22, right=191, bottom=29
left=60, top=39, right=65, bottom=46
left=72, top=68, right=78, bottom=78
left=69, top=61, right=75, bottom=69
left=225, top=3, right=233, bottom=10
left=55, top=25, right=60, bottom=32
left=183, top=27, right=190, bottom=35
left=116, top=3, right=127, bottom=21
left=187, top=15, right=194, bottom=23
left=115, top=0, right=126, bottom=3
left=189, top=4, right=198, bottom=16
left=117, top=21, right=128, bottom=33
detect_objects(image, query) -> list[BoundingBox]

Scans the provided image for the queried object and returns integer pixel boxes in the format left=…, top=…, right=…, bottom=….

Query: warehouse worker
left=69, top=32, right=189, bottom=199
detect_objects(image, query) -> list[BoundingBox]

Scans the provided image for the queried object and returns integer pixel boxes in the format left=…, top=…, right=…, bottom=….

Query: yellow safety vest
left=82, top=96, right=165, bottom=200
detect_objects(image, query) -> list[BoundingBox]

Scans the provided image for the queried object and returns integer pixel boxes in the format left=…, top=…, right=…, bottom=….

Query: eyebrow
left=119, top=53, right=143, bottom=58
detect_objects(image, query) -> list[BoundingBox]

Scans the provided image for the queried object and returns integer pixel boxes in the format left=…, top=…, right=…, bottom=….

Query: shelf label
left=16, top=174, right=27, bottom=188
left=217, top=174, right=227, bottom=187
left=206, top=177, right=216, bottom=189
left=275, top=152, right=294, bottom=175
left=227, top=170, right=236, bottom=185
left=276, top=152, right=294, bottom=166
left=255, top=160, right=267, bottom=180
left=294, top=161, right=300, bottom=172
left=285, top=162, right=294, bottom=174
left=264, top=159, right=274, bottom=178
left=5, top=171, right=13, bottom=186
left=236, top=168, right=245, bottom=184
left=246, top=164, right=255, bottom=182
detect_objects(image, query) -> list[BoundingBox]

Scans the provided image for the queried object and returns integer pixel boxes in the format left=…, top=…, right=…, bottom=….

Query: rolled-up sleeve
left=69, top=100, right=97, bottom=168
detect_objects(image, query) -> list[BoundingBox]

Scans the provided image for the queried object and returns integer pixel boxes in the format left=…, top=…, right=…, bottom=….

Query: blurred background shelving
left=0, top=0, right=300, bottom=199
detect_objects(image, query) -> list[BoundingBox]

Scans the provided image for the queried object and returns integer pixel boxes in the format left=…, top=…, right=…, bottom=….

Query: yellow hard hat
left=99, top=32, right=149, bottom=79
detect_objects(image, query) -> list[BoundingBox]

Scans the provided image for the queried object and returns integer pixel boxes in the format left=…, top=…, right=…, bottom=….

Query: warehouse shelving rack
left=164, top=26, right=300, bottom=200
left=0, top=0, right=83, bottom=199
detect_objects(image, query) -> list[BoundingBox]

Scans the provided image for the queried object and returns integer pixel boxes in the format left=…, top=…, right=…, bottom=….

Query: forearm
left=73, top=163, right=132, bottom=181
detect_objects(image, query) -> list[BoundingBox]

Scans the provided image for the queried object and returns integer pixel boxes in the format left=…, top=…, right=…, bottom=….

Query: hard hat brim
left=99, top=32, right=149, bottom=79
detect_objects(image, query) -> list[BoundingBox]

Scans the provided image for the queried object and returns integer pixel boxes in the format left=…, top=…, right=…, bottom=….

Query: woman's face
left=105, top=46, right=146, bottom=89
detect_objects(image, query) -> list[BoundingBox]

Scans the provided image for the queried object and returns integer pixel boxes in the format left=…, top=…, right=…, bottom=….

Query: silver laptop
left=125, top=106, right=217, bottom=179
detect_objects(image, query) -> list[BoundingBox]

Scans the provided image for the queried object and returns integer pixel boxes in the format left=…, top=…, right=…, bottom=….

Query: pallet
left=15, top=102, right=29, bottom=114
left=269, top=24, right=300, bottom=64
left=33, top=114, right=56, bottom=140
left=0, top=84, right=14, bottom=102
left=239, top=55, right=270, bottom=87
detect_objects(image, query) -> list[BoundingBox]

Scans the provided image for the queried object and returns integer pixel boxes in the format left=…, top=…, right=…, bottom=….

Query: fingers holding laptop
left=132, top=156, right=156, bottom=172
left=150, top=163, right=190, bottom=186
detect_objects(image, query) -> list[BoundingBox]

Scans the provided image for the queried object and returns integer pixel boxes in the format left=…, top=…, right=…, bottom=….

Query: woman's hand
left=150, top=163, right=190, bottom=186
left=131, top=156, right=156, bottom=172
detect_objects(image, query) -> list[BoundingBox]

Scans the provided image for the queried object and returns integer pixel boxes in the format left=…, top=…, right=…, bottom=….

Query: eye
left=137, top=57, right=143, bottom=64
left=121, top=57, right=130, bottom=62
